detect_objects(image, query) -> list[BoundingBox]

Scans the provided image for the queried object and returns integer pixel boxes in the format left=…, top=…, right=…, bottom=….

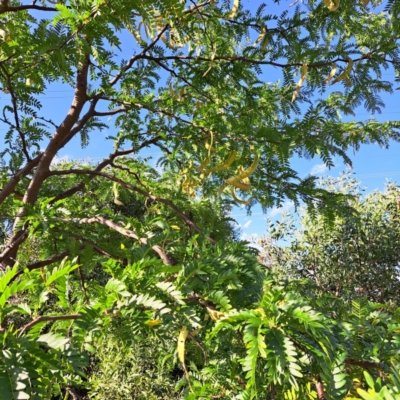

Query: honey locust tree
left=1, top=0, right=400, bottom=399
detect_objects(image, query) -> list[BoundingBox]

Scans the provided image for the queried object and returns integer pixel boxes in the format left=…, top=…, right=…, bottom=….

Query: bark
left=0, top=58, right=90, bottom=268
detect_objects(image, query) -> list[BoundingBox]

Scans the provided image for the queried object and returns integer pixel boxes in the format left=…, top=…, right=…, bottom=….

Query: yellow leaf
left=120, top=243, right=125, bottom=249
left=171, top=225, right=180, bottom=230
left=146, top=319, right=161, bottom=327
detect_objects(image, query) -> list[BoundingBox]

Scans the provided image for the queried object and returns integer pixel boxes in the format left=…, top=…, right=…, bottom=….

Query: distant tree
left=260, top=174, right=400, bottom=305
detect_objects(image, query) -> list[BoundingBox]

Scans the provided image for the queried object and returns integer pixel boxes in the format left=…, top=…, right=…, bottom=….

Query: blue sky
left=1, top=0, right=399, bottom=241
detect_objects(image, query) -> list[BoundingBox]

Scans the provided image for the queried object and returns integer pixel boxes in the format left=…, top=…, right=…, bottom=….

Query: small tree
left=261, top=174, right=400, bottom=305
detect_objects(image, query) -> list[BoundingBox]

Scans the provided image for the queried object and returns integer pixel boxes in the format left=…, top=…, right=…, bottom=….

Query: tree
left=259, top=174, right=400, bottom=305
left=1, top=0, right=400, bottom=399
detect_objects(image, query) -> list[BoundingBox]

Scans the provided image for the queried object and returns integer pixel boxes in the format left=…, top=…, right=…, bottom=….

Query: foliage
left=260, top=174, right=400, bottom=305
left=0, top=0, right=400, bottom=398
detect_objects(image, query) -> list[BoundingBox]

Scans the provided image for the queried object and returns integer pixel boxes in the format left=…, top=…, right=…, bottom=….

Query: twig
left=316, top=376, right=325, bottom=400
left=188, top=332, right=207, bottom=365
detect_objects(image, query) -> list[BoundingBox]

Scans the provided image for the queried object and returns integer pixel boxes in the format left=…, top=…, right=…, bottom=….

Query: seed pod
left=217, top=182, right=228, bottom=196
left=196, top=157, right=209, bottom=173
left=261, top=36, right=269, bottom=51
left=224, top=0, right=239, bottom=20
left=239, top=166, right=251, bottom=185
left=331, top=58, right=353, bottom=86
left=253, top=25, right=267, bottom=48
left=207, top=307, right=225, bottom=321
left=233, top=181, right=251, bottom=191
left=177, top=326, right=188, bottom=363
left=205, top=141, right=216, bottom=152
left=325, top=63, right=337, bottom=84
left=137, top=21, right=149, bottom=42
left=225, top=153, right=259, bottom=186
left=324, top=0, right=340, bottom=11
left=231, top=186, right=251, bottom=205
left=113, top=182, right=124, bottom=206
left=206, top=150, right=237, bottom=173
left=292, top=63, right=308, bottom=102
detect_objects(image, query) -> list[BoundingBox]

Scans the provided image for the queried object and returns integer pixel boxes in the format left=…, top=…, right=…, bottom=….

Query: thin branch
left=65, top=231, right=124, bottom=262
left=98, top=96, right=210, bottom=134
left=142, top=54, right=374, bottom=69
left=26, top=250, right=70, bottom=271
left=109, top=25, right=170, bottom=88
left=345, top=359, right=385, bottom=370
left=93, top=108, right=127, bottom=117
left=49, top=170, right=216, bottom=245
left=188, top=332, right=207, bottom=365
left=35, top=115, right=59, bottom=130
left=0, top=153, right=42, bottom=206
left=0, top=63, right=30, bottom=161
left=64, top=386, right=83, bottom=400
left=59, top=216, right=175, bottom=265
left=50, top=137, right=161, bottom=204
left=18, top=314, right=82, bottom=334
left=0, top=229, right=28, bottom=266
left=0, top=4, right=56, bottom=14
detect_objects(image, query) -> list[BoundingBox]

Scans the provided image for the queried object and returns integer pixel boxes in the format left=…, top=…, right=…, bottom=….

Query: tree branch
left=49, top=136, right=161, bottom=204
left=315, top=376, right=325, bottom=400
left=0, top=4, right=56, bottom=15
left=26, top=250, right=70, bottom=271
left=345, top=359, right=385, bottom=370
left=0, top=57, right=91, bottom=268
left=49, top=170, right=216, bottom=245
left=59, top=216, right=175, bottom=265
left=0, top=153, right=42, bottom=206
left=109, top=25, right=170, bottom=88
left=18, top=314, right=82, bottom=334
left=0, top=63, right=30, bottom=161
left=64, top=231, right=124, bottom=263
